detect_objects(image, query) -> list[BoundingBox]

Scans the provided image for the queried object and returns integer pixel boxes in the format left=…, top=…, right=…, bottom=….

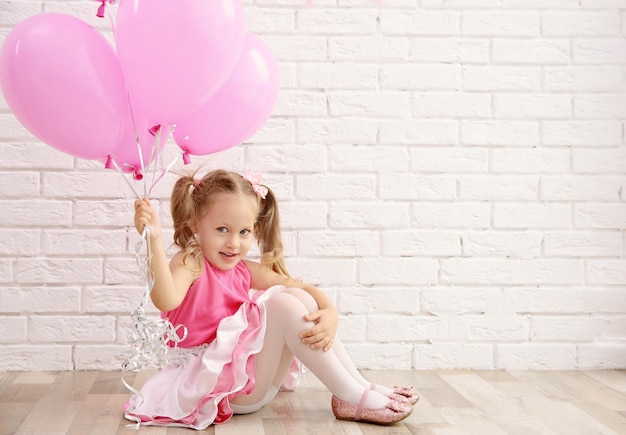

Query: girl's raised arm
left=134, top=198, right=195, bottom=312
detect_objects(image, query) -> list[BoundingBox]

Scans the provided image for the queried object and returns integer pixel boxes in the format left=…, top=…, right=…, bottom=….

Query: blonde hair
left=170, top=169, right=289, bottom=276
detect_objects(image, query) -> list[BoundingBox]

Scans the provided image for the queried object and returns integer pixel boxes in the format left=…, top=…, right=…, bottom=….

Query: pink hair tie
left=193, top=179, right=202, bottom=187
left=243, top=170, right=268, bottom=199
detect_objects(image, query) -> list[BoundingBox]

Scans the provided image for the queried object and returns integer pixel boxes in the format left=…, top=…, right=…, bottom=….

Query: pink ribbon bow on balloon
left=243, top=170, right=268, bottom=199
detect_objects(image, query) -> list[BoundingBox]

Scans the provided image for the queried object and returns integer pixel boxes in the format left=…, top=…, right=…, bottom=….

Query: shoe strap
left=355, top=388, right=371, bottom=421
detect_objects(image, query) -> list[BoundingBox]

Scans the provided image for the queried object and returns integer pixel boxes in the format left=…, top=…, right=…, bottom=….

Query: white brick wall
left=1, top=0, right=625, bottom=371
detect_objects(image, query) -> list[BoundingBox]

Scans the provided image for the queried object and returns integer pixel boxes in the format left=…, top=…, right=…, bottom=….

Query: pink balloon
left=0, top=13, right=131, bottom=160
left=173, top=33, right=279, bottom=157
left=115, top=0, right=246, bottom=126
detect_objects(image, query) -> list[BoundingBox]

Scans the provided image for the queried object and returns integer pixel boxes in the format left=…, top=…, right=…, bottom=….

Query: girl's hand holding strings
left=300, top=306, right=339, bottom=352
left=134, top=198, right=162, bottom=241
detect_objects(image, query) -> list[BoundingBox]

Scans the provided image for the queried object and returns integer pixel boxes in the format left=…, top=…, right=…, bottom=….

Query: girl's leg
left=230, top=292, right=390, bottom=410
left=283, top=288, right=398, bottom=398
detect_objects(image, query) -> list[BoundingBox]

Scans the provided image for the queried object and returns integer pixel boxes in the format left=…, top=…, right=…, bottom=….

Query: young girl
left=125, top=169, right=418, bottom=429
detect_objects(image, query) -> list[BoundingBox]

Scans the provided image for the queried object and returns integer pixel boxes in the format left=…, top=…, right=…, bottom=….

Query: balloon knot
left=149, top=125, right=161, bottom=136
left=133, top=169, right=144, bottom=181
left=105, top=156, right=114, bottom=169
left=96, top=1, right=106, bottom=18
left=182, top=151, right=191, bottom=165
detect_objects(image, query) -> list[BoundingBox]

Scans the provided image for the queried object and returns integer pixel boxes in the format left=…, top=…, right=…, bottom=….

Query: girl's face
left=193, top=192, right=258, bottom=271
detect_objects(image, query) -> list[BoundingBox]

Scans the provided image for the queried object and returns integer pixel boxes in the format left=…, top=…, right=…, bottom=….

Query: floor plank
left=1, top=370, right=625, bottom=435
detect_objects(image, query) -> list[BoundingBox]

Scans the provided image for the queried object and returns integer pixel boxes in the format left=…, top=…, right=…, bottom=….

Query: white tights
left=229, top=288, right=392, bottom=413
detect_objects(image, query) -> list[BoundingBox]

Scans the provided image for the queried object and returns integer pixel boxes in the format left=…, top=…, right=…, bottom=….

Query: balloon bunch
left=0, top=0, right=279, bottom=184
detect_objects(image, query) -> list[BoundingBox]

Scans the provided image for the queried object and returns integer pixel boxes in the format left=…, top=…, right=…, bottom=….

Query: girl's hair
left=170, top=169, right=289, bottom=276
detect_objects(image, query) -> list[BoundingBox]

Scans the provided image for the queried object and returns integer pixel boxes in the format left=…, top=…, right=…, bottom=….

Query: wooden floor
left=1, top=369, right=626, bottom=434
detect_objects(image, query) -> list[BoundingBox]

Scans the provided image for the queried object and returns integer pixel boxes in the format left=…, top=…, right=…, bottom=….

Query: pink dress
left=124, top=259, right=301, bottom=429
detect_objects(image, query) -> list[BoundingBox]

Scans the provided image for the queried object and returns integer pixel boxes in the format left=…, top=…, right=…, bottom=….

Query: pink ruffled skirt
left=124, top=285, right=303, bottom=430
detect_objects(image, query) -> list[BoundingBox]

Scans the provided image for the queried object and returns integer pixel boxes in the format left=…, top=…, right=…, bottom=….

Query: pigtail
left=170, top=174, right=202, bottom=269
left=255, top=188, right=289, bottom=276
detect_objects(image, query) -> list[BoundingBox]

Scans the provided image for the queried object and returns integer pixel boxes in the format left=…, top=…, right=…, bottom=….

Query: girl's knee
left=284, top=287, right=319, bottom=312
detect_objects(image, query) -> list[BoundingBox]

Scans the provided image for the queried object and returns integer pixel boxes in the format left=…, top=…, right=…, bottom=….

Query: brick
left=29, top=316, right=116, bottom=342
left=0, top=229, right=40, bottom=256
left=330, top=145, right=409, bottom=172
left=330, top=201, right=409, bottom=228
left=14, top=258, right=102, bottom=285
left=274, top=90, right=327, bottom=117
left=0, top=346, right=72, bottom=371
left=298, top=63, right=378, bottom=90
left=298, top=231, right=379, bottom=257
left=578, top=344, right=626, bottom=369
left=0, top=171, right=39, bottom=197
left=409, top=38, right=489, bottom=63
left=329, top=35, right=410, bottom=61
left=379, top=120, right=459, bottom=145
left=508, top=288, right=626, bottom=314
left=380, top=174, right=456, bottom=200
left=545, top=66, right=623, bottom=92
left=462, top=11, right=540, bottom=36
left=0, top=316, right=27, bottom=343
left=0, top=200, right=72, bottom=226
left=412, top=92, right=491, bottom=118
left=574, top=203, right=626, bottom=229
left=459, top=176, right=538, bottom=200
left=381, top=231, right=461, bottom=256
left=462, top=231, right=543, bottom=258
left=492, top=148, right=570, bottom=174
left=449, top=314, right=529, bottom=342
left=368, top=314, right=444, bottom=342
left=344, top=343, right=412, bottom=369
left=587, top=259, right=626, bottom=284
left=496, top=344, right=577, bottom=369
left=296, top=174, right=376, bottom=199
left=298, top=9, right=378, bottom=34
left=358, top=258, right=439, bottom=285
left=494, top=203, right=571, bottom=229
left=74, top=345, right=132, bottom=371
left=1, top=287, right=81, bottom=313
left=573, top=39, right=626, bottom=64
left=422, top=287, right=504, bottom=315
left=544, top=231, right=623, bottom=257
left=83, top=285, right=148, bottom=313
left=380, top=10, right=460, bottom=35
left=410, top=147, right=488, bottom=173
left=542, top=11, right=621, bottom=36
left=413, top=344, right=494, bottom=369
left=298, top=118, right=377, bottom=144
left=493, top=39, right=569, bottom=64
left=530, top=316, right=626, bottom=342
left=338, top=286, right=419, bottom=315
left=42, top=229, right=127, bottom=255
left=410, top=203, right=491, bottom=229
left=463, top=66, right=541, bottom=91
left=573, top=148, right=626, bottom=174
left=493, top=94, right=571, bottom=118
left=462, top=120, right=539, bottom=146
left=247, top=145, right=327, bottom=172
left=286, top=259, right=356, bottom=286
left=381, top=64, right=461, bottom=90
left=541, top=176, right=624, bottom=201
left=329, top=91, right=411, bottom=117
left=441, top=258, right=583, bottom=285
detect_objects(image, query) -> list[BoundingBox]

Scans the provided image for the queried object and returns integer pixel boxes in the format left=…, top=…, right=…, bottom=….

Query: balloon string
left=148, top=153, right=182, bottom=198
left=108, top=157, right=142, bottom=200
left=121, top=225, right=188, bottom=430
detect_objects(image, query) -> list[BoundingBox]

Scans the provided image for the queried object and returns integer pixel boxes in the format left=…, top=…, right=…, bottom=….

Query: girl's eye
left=240, top=229, right=251, bottom=236
left=217, top=227, right=228, bottom=233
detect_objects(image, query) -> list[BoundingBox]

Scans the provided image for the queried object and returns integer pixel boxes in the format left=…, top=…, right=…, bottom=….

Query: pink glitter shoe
left=370, top=383, right=420, bottom=406
left=331, top=389, right=413, bottom=425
